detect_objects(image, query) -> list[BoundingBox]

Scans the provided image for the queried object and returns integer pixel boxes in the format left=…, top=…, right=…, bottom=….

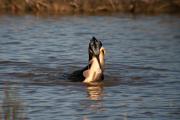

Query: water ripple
left=0, top=15, right=180, bottom=120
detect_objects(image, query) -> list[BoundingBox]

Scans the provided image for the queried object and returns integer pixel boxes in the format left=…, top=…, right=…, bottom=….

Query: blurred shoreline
left=0, top=0, right=180, bottom=15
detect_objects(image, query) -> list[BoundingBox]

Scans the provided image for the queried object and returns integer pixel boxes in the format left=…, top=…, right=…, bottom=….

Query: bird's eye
left=89, top=49, right=93, bottom=53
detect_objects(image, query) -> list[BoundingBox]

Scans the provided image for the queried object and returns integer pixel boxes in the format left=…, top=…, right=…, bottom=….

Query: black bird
left=69, top=37, right=106, bottom=83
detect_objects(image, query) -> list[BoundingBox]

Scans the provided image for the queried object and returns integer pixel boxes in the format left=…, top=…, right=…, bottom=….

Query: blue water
left=0, top=14, right=180, bottom=120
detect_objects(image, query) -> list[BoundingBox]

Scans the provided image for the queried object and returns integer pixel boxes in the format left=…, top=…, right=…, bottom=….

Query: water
left=0, top=14, right=180, bottom=120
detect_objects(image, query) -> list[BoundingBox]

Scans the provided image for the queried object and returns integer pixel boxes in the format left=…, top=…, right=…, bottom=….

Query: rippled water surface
left=0, top=14, right=180, bottom=120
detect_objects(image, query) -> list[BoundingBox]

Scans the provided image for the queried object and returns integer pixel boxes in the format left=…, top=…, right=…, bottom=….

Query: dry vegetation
left=0, top=0, right=179, bottom=14
left=0, top=86, right=27, bottom=120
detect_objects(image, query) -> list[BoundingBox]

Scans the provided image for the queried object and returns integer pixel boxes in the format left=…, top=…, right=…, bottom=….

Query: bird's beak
left=95, top=54, right=102, bottom=70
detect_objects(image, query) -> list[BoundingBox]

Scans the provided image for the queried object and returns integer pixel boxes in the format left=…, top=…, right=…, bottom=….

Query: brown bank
left=0, top=0, right=180, bottom=15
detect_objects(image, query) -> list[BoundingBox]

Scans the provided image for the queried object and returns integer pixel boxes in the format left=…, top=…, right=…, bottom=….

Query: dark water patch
left=1, top=34, right=14, bottom=39
left=123, top=80, right=156, bottom=87
left=0, top=80, right=83, bottom=88
left=106, top=63, right=169, bottom=71
left=130, top=76, right=142, bottom=80
left=1, top=72, right=122, bottom=88
left=1, top=41, right=22, bottom=45
left=0, top=60, right=31, bottom=66
left=173, top=35, right=180, bottom=39
left=74, top=32, right=94, bottom=36
left=123, top=65, right=175, bottom=72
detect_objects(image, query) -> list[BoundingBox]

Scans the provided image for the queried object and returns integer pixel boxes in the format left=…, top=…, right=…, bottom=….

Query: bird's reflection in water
left=81, top=82, right=105, bottom=120
left=86, top=82, right=104, bottom=101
